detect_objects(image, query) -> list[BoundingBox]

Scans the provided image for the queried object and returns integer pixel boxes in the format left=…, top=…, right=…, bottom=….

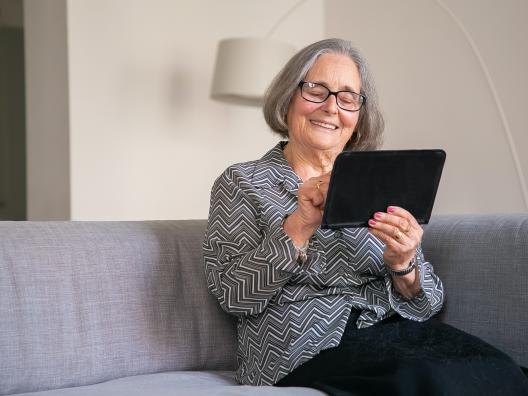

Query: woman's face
left=286, top=53, right=361, bottom=155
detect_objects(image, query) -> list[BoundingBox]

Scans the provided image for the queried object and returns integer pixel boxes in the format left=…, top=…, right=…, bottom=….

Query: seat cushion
left=12, top=371, right=326, bottom=396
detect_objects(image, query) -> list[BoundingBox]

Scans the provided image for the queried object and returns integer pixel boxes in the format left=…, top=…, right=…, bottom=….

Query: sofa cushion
left=0, top=221, right=236, bottom=395
left=2, top=215, right=527, bottom=395
left=11, top=371, right=326, bottom=396
left=422, top=214, right=528, bottom=368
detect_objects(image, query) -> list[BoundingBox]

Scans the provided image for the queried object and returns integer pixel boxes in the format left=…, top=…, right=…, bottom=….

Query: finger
left=310, top=176, right=329, bottom=189
left=319, top=172, right=331, bottom=181
left=308, top=173, right=330, bottom=184
left=318, top=182, right=329, bottom=198
left=299, top=190, right=324, bottom=209
left=299, top=183, right=325, bottom=209
left=311, top=191, right=325, bottom=208
left=368, top=226, right=402, bottom=250
left=386, top=207, right=424, bottom=242
left=307, top=176, right=330, bottom=204
left=368, top=227, right=418, bottom=267
left=371, top=215, right=422, bottom=249
left=387, top=206, right=420, bottom=229
left=374, top=211, right=412, bottom=234
left=368, top=219, right=409, bottom=245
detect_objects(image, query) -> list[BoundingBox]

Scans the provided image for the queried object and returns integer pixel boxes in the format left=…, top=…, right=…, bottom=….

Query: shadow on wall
left=0, top=26, right=26, bottom=220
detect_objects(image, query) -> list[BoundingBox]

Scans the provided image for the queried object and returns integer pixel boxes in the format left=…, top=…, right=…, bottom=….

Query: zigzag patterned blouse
left=203, top=142, right=444, bottom=386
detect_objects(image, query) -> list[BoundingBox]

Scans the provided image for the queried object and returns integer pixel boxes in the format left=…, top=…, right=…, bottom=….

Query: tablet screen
left=321, top=150, right=446, bottom=229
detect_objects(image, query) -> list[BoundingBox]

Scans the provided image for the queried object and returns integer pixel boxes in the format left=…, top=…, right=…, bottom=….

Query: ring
left=315, top=181, right=323, bottom=190
left=394, top=230, right=403, bottom=241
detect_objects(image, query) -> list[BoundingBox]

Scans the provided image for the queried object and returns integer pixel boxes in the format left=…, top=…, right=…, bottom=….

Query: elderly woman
left=203, top=39, right=528, bottom=395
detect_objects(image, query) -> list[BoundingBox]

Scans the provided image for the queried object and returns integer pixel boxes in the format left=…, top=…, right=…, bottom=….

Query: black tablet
left=321, top=149, right=446, bottom=229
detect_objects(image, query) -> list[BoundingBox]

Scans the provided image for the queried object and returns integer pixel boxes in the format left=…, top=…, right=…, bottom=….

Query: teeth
left=312, top=120, right=337, bottom=130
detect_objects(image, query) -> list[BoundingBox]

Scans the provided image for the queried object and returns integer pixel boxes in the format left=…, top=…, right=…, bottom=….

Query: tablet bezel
left=321, top=149, right=446, bottom=229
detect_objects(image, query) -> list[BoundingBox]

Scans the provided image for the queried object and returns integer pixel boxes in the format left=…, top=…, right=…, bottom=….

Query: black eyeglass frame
left=298, top=81, right=367, bottom=112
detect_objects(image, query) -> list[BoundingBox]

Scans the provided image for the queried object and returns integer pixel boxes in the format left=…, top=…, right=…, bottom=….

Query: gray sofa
left=1, top=214, right=527, bottom=395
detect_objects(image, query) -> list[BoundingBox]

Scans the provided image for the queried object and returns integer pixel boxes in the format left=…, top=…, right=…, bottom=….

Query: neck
left=284, top=141, right=339, bottom=182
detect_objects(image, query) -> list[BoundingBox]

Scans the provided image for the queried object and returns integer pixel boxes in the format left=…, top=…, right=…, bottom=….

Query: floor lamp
left=210, top=0, right=307, bottom=106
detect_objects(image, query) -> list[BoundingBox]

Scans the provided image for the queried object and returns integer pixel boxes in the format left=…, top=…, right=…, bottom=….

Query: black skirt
left=276, top=311, right=528, bottom=396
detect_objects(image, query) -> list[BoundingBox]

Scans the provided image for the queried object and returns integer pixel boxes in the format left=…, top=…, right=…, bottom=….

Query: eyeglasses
left=298, top=81, right=366, bottom=112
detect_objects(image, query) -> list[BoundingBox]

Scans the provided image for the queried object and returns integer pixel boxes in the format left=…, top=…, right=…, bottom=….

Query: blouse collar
left=252, top=141, right=301, bottom=194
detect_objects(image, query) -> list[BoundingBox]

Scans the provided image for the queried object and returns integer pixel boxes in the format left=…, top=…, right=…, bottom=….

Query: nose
left=321, top=93, right=339, bottom=113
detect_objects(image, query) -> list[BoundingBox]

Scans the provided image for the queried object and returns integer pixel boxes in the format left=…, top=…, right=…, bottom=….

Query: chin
left=309, top=140, right=346, bottom=153
left=309, top=134, right=346, bottom=150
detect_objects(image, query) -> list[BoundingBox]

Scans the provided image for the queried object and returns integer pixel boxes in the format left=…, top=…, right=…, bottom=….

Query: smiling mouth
left=310, top=120, right=338, bottom=130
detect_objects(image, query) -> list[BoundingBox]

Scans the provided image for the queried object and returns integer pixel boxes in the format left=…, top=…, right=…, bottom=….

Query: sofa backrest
left=422, top=213, right=528, bottom=369
left=1, top=215, right=527, bottom=395
left=0, top=220, right=237, bottom=395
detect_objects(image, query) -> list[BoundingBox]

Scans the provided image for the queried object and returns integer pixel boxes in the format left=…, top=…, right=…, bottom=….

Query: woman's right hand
left=283, top=173, right=330, bottom=246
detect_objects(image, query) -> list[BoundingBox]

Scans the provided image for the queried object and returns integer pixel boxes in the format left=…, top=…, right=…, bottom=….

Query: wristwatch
left=386, top=255, right=417, bottom=276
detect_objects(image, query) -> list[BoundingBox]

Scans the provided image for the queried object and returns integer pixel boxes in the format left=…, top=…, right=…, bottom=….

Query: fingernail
left=387, top=206, right=395, bottom=213
left=374, top=212, right=382, bottom=220
left=368, top=219, right=376, bottom=226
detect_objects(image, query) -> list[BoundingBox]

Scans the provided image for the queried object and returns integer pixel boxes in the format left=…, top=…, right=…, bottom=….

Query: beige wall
left=326, top=0, right=528, bottom=214
left=24, top=0, right=527, bottom=220
left=66, top=0, right=324, bottom=220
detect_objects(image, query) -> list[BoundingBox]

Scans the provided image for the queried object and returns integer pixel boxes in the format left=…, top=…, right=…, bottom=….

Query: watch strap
left=386, top=255, right=417, bottom=276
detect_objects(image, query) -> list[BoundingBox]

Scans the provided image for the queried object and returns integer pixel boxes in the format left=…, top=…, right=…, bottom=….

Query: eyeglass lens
left=301, top=82, right=363, bottom=111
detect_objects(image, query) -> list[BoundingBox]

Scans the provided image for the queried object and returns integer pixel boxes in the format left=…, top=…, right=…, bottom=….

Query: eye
left=305, top=83, right=328, bottom=98
left=338, top=92, right=358, bottom=105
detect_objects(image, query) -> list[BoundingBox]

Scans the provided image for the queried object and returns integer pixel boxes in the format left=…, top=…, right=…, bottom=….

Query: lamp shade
left=210, top=37, right=297, bottom=106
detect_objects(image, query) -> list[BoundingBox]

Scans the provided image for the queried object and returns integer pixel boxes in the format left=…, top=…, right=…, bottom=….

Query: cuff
left=385, top=258, right=432, bottom=321
left=261, top=212, right=326, bottom=276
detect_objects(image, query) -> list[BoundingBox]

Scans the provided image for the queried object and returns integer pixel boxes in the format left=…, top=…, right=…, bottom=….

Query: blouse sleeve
left=385, top=246, right=445, bottom=320
left=203, top=167, right=324, bottom=317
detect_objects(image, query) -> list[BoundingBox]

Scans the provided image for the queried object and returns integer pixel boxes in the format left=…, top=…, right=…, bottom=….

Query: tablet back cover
left=321, top=150, right=446, bottom=229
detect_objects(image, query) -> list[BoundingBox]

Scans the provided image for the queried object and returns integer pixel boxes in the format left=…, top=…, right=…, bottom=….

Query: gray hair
left=263, top=38, right=384, bottom=150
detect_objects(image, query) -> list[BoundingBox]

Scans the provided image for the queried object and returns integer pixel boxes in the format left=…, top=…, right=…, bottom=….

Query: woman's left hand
left=367, top=206, right=423, bottom=271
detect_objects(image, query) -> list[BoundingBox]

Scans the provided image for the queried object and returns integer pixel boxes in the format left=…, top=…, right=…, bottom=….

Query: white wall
left=326, top=0, right=528, bottom=214
left=66, top=0, right=324, bottom=220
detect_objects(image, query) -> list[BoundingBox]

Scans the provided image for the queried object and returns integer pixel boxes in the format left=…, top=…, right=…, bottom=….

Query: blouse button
left=334, top=230, right=343, bottom=239
left=224, top=254, right=232, bottom=262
